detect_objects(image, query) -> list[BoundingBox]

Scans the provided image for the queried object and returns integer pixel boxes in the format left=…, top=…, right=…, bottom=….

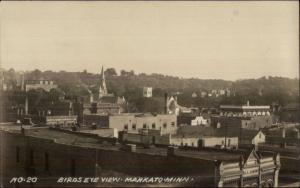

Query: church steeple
left=99, top=66, right=108, bottom=99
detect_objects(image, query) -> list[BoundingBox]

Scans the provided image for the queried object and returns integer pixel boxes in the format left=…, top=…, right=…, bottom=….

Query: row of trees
left=2, top=68, right=299, bottom=112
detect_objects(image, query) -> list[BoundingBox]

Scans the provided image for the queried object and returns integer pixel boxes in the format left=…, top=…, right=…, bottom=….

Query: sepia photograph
left=0, top=1, right=299, bottom=187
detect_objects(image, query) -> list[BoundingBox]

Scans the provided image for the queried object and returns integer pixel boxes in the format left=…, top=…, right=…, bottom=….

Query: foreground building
left=0, top=124, right=280, bottom=187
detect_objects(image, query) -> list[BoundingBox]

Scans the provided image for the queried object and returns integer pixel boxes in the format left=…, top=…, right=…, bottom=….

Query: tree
left=120, top=70, right=135, bottom=76
left=105, top=68, right=117, bottom=77
left=31, top=69, right=43, bottom=79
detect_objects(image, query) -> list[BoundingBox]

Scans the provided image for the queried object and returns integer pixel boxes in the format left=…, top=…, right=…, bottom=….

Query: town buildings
left=210, top=102, right=274, bottom=131
left=25, top=79, right=57, bottom=92
left=83, top=67, right=126, bottom=115
left=0, top=124, right=280, bottom=188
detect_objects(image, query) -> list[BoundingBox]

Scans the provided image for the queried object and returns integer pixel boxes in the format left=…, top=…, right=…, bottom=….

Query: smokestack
left=282, top=128, right=286, bottom=138
left=164, top=93, right=168, bottom=114
left=25, top=96, right=28, bottom=115
left=69, top=101, right=74, bottom=116
left=90, top=93, right=94, bottom=103
left=21, top=73, right=25, bottom=91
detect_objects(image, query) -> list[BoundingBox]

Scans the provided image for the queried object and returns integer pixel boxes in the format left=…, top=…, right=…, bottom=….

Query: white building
left=109, top=113, right=177, bottom=135
left=25, top=80, right=57, bottom=92
left=143, top=87, right=153, bottom=98
left=191, top=116, right=208, bottom=126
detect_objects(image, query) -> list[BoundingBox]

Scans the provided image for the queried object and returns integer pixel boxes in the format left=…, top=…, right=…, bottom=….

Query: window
left=132, top=124, right=136, bottom=130
left=221, top=140, right=225, bottom=145
left=163, top=123, right=167, bottom=129
left=124, top=124, right=128, bottom=130
left=259, top=133, right=261, bottom=138
left=45, top=152, right=49, bottom=171
left=191, top=143, right=194, bottom=147
left=143, top=124, right=147, bottom=129
left=16, top=147, right=20, bottom=163
left=152, top=123, right=156, bottom=129
left=228, top=139, right=231, bottom=146
left=70, top=159, right=76, bottom=177
left=171, top=122, right=175, bottom=127
left=30, top=149, right=34, bottom=166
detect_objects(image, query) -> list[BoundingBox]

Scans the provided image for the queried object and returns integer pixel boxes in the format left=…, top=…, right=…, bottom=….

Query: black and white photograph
left=0, top=1, right=299, bottom=187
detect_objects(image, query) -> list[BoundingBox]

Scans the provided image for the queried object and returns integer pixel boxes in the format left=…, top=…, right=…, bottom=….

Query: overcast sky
left=1, top=1, right=299, bottom=80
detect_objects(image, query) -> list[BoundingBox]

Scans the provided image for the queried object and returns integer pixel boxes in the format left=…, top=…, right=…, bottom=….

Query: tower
left=98, top=66, right=108, bottom=99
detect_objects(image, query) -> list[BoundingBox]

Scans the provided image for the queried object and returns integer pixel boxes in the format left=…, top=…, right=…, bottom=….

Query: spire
left=99, top=66, right=108, bottom=99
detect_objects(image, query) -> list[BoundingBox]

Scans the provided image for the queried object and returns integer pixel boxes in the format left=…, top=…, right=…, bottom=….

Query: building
left=25, top=79, right=57, bottom=92
left=200, top=91, right=207, bottom=98
left=240, top=130, right=266, bottom=145
left=211, top=115, right=274, bottom=130
left=165, top=93, right=193, bottom=115
left=83, top=67, right=126, bottom=116
left=0, top=125, right=280, bottom=187
left=45, top=115, right=77, bottom=128
left=280, top=103, right=300, bottom=123
left=168, top=134, right=238, bottom=148
left=143, top=87, right=152, bottom=98
left=82, top=114, right=109, bottom=128
left=79, top=128, right=119, bottom=138
left=109, top=113, right=177, bottom=135
left=83, top=97, right=125, bottom=115
left=191, top=116, right=209, bottom=126
left=219, top=102, right=271, bottom=117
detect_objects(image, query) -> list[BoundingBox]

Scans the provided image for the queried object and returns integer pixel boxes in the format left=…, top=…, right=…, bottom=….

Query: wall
left=109, top=114, right=177, bottom=135
left=25, top=84, right=58, bottom=92
left=170, top=137, right=199, bottom=147
left=83, top=114, right=109, bottom=128
left=252, top=132, right=265, bottom=145
left=211, top=116, right=273, bottom=130
left=0, top=130, right=218, bottom=188
left=202, top=137, right=238, bottom=148
left=0, top=131, right=97, bottom=188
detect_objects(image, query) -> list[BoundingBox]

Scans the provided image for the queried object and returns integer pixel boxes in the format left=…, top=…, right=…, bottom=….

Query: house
left=240, top=130, right=266, bottom=145
left=25, top=79, right=57, bottom=92
left=143, top=87, right=152, bottom=98
left=191, top=116, right=209, bottom=126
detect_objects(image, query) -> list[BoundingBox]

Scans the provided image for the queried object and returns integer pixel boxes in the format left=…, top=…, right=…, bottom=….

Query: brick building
left=0, top=125, right=280, bottom=188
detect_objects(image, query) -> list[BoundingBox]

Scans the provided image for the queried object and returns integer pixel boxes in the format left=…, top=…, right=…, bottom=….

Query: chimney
left=69, top=101, right=73, bottom=116
left=90, top=93, right=94, bottom=103
left=25, top=96, right=28, bottom=115
left=282, top=128, right=286, bottom=138
left=164, top=93, right=168, bottom=114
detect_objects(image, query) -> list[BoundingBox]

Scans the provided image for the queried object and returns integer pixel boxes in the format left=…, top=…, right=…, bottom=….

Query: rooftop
left=220, top=105, right=270, bottom=110
left=0, top=123, right=274, bottom=162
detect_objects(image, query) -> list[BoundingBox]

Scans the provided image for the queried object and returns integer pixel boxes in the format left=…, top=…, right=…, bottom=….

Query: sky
left=0, top=1, right=299, bottom=80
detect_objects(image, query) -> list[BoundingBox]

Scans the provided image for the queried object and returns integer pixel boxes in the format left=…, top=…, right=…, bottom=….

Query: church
left=83, top=67, right=126, bottom=115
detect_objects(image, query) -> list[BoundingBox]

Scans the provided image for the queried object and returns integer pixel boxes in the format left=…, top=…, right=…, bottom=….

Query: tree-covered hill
left=2, top=68, right=299, bottom=111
